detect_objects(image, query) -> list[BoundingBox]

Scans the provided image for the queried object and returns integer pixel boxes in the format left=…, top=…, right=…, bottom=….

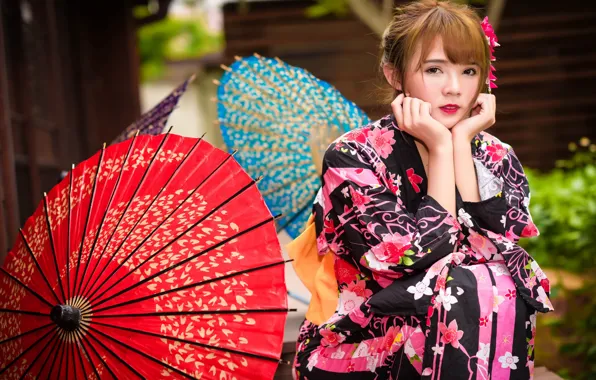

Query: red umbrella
left=0, top=132, right=292, bottom=379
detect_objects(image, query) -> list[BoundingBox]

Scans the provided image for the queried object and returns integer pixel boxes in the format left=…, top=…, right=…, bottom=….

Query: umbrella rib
left=81, top=133, right=206, bottom=301
left=0, top=268, right=53, bottom=308
left=0, top=309, right=49, bottom=317
left=280, top=56, right=349, bottom=131
left=228, top=58, right=322, bottom=126
left=85, top=326, right=145, bottom=379
left=73, top=328, right=101, bottom=380
left=72, top=145, right=106, bottom=298
left=55, top=334, right=68, bottom=380
left=78, top=328, right=119, bottom=380
left=93, top=320, right=289, bottom=364
left=233, top=144, right=308, bottom=155
left=77, top=130, right=144, bottom=298
left=88, top=175, right=263, bottom=308
left=240, top=157, right=313, bottom=174
left=18, top=329, right=60, bottom=380
left=66, top=165, right=73, bottom=300
left=90, top=213, right=280, bottom=311
left=256, top=55, right=332, bottom=122
left=93, top=308, right=298, bottom=318
left=262, top=172, right=317, bottom=197
left=65, top=331, right=72, bottom=380
left=0, top=323, right=53, bottom=345
left=85, top=145, right=233, bottom=303
left=42, top=194, right=67, bottom=303
left=45, top=332, right=65, bottom=379
left=217, top=96, right=314, bottom=140
left=87, top=325, right=196, bottom=380
left=0, top=325, right=55, bottom=375
left=273, top=175, right=319, bottom=222
left=219, top=119, right=308, bottom=145
left=17, top=229, right=61, bottom=305
left=92, top=258, right=289, bottom=314
left=276, top=193, right=317, bottom=233
left=72, top=331, right=89, bottom=380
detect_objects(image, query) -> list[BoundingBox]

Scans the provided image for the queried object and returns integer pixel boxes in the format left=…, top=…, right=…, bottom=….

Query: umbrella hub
left=50, top=305, right=82, bottom=331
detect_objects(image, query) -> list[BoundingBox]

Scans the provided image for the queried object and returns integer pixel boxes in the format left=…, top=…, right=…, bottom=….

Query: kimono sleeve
left=463, top=137, right=539, bottom=243
left=314, top=140, right=461, bottom=279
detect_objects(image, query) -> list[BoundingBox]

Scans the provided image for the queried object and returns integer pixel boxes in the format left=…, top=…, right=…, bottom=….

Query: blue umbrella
left=216, top=54, right=370, bottom=238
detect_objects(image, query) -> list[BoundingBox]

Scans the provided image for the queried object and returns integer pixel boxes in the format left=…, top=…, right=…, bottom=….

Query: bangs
left=407, top=7, right=489, bottom=79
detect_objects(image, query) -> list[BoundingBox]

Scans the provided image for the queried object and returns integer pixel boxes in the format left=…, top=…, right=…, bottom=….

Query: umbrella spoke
left=45, top=333, right=65, bottom=379
left=78, top=130, right=144, bottom=298
left=2, top=133, right=291, bottom=378
left=72, top=331, right=89, bottom=380
left=0, top=269, right=53, bottom=308
left=0, top=323, right=53, bottom=345
left=85, top=147, right=236, bottom=303
left=88, top=176, right=264, bottom=308
left=257, top=55, right=335, bottom=122
left=93, top=258, right=289, bottom=314
left=87, top=325, right=196, bottom=380
left=19, top=330, right=59, bottom=380
left=42, top=193, right=67, bottom=303
left=90, top=214, right=281, bottom=311
left=66, top=165, right=73, bottom=300
left=93, top=320, right=289, bottom=365
left=17, top=230, right=61, bottom=305
left=0, top=325, right=55, bottom=375
left=73, top=328, right=100, bottom=379
left=72, top=144, right=106, bottom=298
left=85, top=327, right=145, bottom=379
left=81, top=133, right=206, bottom=301
left=276, top=193, right=317, bottom=233
left=78, top=328, right=118, bottom=380
left=55, top=335, right=68, bottom=380
left=261, top=172, right=316, bottom=197
left=94, top=307, right=297, bottom=318
left=0, top=309, right=49, bottom=317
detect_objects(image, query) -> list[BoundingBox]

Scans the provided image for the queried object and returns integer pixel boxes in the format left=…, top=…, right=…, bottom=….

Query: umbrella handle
left=287, top=290, right=310, bottom=305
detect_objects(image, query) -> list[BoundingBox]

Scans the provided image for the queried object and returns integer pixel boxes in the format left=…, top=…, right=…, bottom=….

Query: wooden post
left=0, top=3, right=21, bottom=259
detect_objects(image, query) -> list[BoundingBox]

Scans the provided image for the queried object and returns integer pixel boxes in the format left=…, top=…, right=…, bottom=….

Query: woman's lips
left=439, top=105, right=460, bottom=115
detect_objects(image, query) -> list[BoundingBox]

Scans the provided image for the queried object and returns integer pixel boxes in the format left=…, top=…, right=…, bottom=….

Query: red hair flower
left=481, top=16, right=500, bottom=91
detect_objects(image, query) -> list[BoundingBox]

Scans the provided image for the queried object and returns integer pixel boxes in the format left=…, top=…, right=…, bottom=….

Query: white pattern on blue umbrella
left=216, top=54, right=371, bottom=238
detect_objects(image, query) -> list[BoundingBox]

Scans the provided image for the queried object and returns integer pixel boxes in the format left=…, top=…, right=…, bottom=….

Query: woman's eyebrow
left=423, top=59, right=448, bottom=64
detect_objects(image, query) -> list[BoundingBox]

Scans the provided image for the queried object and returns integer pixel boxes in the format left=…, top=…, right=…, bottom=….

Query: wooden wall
left=0, top=0, right=142, bottom=256
left=489, top=0, right=596, bottom=169
left=222, top=0, right=596, bottom=171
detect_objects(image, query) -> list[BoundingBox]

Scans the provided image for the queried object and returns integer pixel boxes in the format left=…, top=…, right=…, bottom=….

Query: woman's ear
left=383, top=64, right=402, bottom=92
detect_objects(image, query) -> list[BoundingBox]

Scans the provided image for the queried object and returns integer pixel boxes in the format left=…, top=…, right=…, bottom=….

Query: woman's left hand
left=451, top=93, right=496, bottom=142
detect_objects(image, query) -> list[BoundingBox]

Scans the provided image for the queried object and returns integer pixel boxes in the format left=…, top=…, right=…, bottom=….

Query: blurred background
left=0, top=0, right=594, bottom=378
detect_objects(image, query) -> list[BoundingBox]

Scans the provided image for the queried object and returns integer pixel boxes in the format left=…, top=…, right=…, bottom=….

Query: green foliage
left=523, top=137, right=596, bottom=379
left=538, top=280, right=596, bottom=379
left=135, top=9, right=223, bottom=82
left=520, top=138, right=596, bottom=273
left=306, top=0, right=350, bottom=18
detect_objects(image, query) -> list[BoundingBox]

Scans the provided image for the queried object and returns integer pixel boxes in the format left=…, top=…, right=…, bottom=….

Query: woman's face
left=387, top=37, right=482, bottom=129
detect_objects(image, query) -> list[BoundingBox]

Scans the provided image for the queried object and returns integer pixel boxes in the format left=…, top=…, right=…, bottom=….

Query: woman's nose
left=443, top=74, right=461, bottom=96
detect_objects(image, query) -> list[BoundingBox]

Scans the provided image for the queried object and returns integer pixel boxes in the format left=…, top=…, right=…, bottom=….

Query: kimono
left=293, top=114, right=553, bottom=380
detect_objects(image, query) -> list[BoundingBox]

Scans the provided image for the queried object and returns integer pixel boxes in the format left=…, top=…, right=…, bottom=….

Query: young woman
left=291, top=1, right=553, bottom=379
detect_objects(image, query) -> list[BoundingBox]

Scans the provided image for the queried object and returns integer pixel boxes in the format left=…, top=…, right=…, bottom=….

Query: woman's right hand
left=391, top=93, right=451, bottom=151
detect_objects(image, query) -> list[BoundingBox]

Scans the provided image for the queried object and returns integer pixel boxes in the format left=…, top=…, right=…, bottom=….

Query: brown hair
left=380, top=0, right=490, bottom=102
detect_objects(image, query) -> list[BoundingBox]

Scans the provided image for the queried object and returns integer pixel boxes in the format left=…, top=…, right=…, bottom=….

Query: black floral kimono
left=293, top=114, right=553, bottom=380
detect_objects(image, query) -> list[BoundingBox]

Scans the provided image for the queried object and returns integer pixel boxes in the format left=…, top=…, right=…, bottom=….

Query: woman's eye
left=425, top=67, right=441, bottom=74
left=464, top=68, right=477, bottom=75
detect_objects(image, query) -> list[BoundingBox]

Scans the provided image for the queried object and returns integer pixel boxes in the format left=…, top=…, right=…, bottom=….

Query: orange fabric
left=286, top=215, right=339, bottom=325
